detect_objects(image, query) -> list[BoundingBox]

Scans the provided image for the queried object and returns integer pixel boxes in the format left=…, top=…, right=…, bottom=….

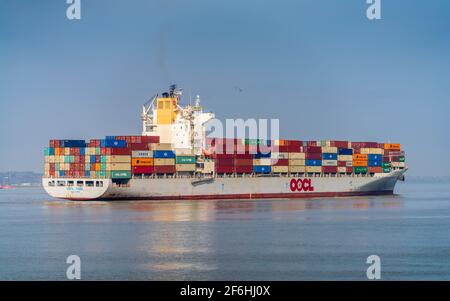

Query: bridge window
left=96, top=181, right=103, bottom=187
left=48, top=181, right=55, bottom=187
left=67, top=181, right=74, bottom=187
left=77, top=181, right=84, bottom=187
left=86, top=181, right=94, bottom=187
left=57, top=180, right=66, bottom=187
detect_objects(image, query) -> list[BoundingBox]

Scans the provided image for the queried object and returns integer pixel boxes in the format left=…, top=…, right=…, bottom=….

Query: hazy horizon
left=1, top=0, right=449, bottom=176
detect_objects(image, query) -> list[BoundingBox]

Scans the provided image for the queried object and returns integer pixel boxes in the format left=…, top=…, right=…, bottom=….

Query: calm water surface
left=0, top=181, right=449, bottom=280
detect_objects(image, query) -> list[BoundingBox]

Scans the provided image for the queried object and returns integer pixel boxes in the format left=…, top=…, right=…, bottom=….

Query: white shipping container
left=346, top=161, right=353, bottom=167
left=391, top=162, right=406, bottom=168
left=289, top=166, right=306, bottom=173
left=253, top=158, right=271, bottom=166
left=338, top=167, right=347, bottom=173
left=322, top=160, right=338, bottom=166
left=271, top=152, right=289, bottom=159
left=306, top=166, right=322, bottom=173
left=272, top=166, right=289, bottom=173
left=132, top=151, right=153, bottom=158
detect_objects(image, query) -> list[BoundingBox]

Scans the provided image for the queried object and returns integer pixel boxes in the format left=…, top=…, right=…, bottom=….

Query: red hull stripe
left=62, top=190, right=395, bottom=201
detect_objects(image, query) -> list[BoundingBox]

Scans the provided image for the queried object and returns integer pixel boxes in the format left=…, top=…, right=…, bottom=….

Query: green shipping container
left=399, top=156, right=405, bottom=162
left=95, top=148, right=101, bottom=155
left=382, top=167, right=391, bottom=173
left=101, top=155, right=106, bottom=163
left=101, top=163, right=106, bottom=170
left=85, top=163, right=90, bottom=171
left=354, top=167, right=368, bottom=174
left=64, top=156, right=70, bottom=163
left=176, top=156, right=196, bottom=164
left=244, top=139, right=258, bottom=145
left=111, top=171, right=131, bottom=179
left=44, top=147, right=50, bottom=156
left=98, top=171, right=106, bottom=178
left=382, top=162, right=391, bottom=168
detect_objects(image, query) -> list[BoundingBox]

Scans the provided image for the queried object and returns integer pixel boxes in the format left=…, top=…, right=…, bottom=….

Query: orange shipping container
left=353, top=154, right=368, bottom=161
left=55, top=148, right=60, bottom=156
left=132, top=158, right=153, bottom=166
left=384, top=143, right=401, bottom=151
left=353, top=160, right=368, bottom=167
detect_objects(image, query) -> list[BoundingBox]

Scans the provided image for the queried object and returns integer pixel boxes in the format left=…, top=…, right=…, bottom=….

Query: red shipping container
left=234, top=159, right=253, bottom=166
left=278, top=145, right=289, bottom=152
left=346, top=167, right=353, bottom=173
left=368, top=167, right=383, bottom=173
left=49, top=140, right=56, bottom=148
left=286, top=140, right=302, bottom=147
left=106, top=148, right=112, bottom=155
left=234, top=166, right=253, bottom=173
left=337, top=161, right=347, bottom=167
left=95, top=156, right=101, bottom=163
left=214, top=154, right=235, bottom=159
left=141, top=136, right=159, bottom=143
left=49, top=163, right=55, bottom=171
left=322, top=166, right=338, bottom=173
left=216, top=166, right=234, bottom=173
left=272, top=159, right=289, bottom=166
left=306, top=146, right=322, bottom=153
left=307, top=141, right=318, bottom=147
left=100, top=148, right=106, bottom=155
left=234, top=154, right=253, bottom=160
left=215, top=158, right=234, bottom=166
left=330, top=141, right=349, bottom=148
left=111, top=148, right=131, bottom=155
left=306, top=153, right=322, bottom=160
left=130, top=143, right=150, bottom=151
left=49, top=170, right=55, bottom=177
left=133, top=166, right=154, bottom=174
left=154, top=165, right=176, bottom=174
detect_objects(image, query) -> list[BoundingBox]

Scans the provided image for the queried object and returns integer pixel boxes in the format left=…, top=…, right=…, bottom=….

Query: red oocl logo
left=290, top=178, right=314, bottom=192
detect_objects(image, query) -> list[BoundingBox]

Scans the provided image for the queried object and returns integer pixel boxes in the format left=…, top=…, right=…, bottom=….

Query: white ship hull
left=42, top=169, right=406, bottom=201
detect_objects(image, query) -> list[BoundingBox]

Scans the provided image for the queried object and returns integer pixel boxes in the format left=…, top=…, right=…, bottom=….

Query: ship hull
left=42, top=169, right=406, bottom=201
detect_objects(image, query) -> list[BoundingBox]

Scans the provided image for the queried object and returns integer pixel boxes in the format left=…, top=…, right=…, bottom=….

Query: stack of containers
left=153, top=144, right=176, bottom=174
left=175, top=150, right=196, bottom=172
left=384, top=143, right=404, bottom=172
left=337, top=147, right=353, bottom=174
left=234, top=154, right=253, bottom=174
left=131, top=150, right=154, bottom=175
left=253, top=148, right=271, bottom=174
left=321, top=145, right=338, bottom=173
left=305, top=146, right=322, bottom=173
left=352, top=153, right=368, bottom=174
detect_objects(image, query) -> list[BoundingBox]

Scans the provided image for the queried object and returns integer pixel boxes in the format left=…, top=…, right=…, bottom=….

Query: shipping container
left=289, top=166, right=306, bottom=173
left=271, top=152, right=289, bottom=159
left=272, top=166, right=289, bottom=173
left=368, top=167, right=383, bottom=173
left=305, top=153, right=322, bottom=160
left=253, top=158, right=271, bottom=166
left=288, top=159, right=306, bottom=166
left=322, top=153, right=338, bottom=160
left=175, top=164, right=196, bottom=172
left=154, top=165, right=176, bottom=174
left=322, top=160, right=338, bottom=166
left=353, top=167, right=368, bottom=174
left=288, top=152, right=305, bottom=159
left=368, top=160, right=382, bottom=167
left=111, top=171, right=131, bottom=179
left=215, top=158, right=234, bottom=166
left=154, top=158, right=175, bottom=166
left=321, top=147, right=338, bottom=153
left=175, top=156, right=196, bottom=164
left=132, top=158, right=153, bottom=166
left=109, top=163, right=131, bottom=170
left=216, top=166, right=234, bottom=173
left=111, top=148, right=131, bottom=155
left=338, top=155, right=353, bottom=161
left=352, top=160, right=368, bottom=167
left=102, top=139, right=127, bottom=148
left=384, top=143, right=401, bottom=151
left=306, top=159, right=322, bottom=166
left=305, top=146, right=322, bottom=153
left=253, top=166, right=271, bottom=173
left=305, top=166, right=321, bottom=173
left=353, top=154, right=368, bottom=161
left=110, top=155, right=131, bottom=163
left=338, top=148, right=353, bottom=155
left=234, top=166, right=253, bottom=173
left=368, top=154, right=382, bottom=161
left=153, top=150, right=176, bottom=158
left=235, top=159, right=254, bottom=166
left=322, top=166, right=338, bottom=173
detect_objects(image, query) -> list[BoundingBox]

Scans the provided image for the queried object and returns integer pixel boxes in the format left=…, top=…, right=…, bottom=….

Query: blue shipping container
left=105, top=136, right=116, bottom=140
left=60, top=140, right=86, bottom=148
left=368, top=160, right=382, bottom=167
left=368, top=154, right=382, bottom=161
left=338, top=148, right=353, bottom=155
left=322, top=153, right=337, bottom=160
left=153, top=150, right=176, bottom=158
left=90, top=155, right=96, bottom=163
left=80, top=148, right=85, bottom=156
left=306, top=159, right=322, bottom=166
left=253, top=166, right=271, bottom=173
left=102, top=139, right=127, bottom=148
left=84, top=171, right=90, bottom=177
left=254, top=152, right=271, bottom=159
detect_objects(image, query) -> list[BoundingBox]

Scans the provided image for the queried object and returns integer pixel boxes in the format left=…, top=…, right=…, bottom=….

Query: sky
left=0, top=0, right=449, bottom=176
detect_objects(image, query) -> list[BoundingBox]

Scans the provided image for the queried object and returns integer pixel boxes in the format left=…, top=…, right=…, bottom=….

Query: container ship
left=42, top=86, right=407, bottom=201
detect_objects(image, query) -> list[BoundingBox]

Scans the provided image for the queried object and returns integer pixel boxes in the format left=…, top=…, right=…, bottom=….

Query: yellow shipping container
left=110, top=155, right=131, bottom=163
left=272, top=166, right=289, bottom=173
left=321, top=146, right=337, bottom=153
left=132, top=158, right=153, bottom=166
left=176, top=164, right=196, bottom=172
left=306, top=166, right=322, bottom=173
left=288, top=152, right=306, bottom=159
left=109, top=163, right=131, bottom=170
left=353, top=154, right=368, bottom=161
left=353, top=160, right=368, bottom=167
left=253, top=158, right=271, bottom=166
left=175, top=149, right=194, bottom=155
left=151, top=143, right=173, bottom=151
left=64, top=148, right=70, bottom=155
left=338, top=155, right=353, bottom=161
left=289, top=166, right=306, bottom=173
left=154, top=158, right=175, bottom=166
left=384, top=143, right=401, bottom=151
left=289, top=159, right=306, bottom=166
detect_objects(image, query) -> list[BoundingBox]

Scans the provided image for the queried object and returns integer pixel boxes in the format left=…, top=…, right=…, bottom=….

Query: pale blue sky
left=0, top=0, right=449, bottom=176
